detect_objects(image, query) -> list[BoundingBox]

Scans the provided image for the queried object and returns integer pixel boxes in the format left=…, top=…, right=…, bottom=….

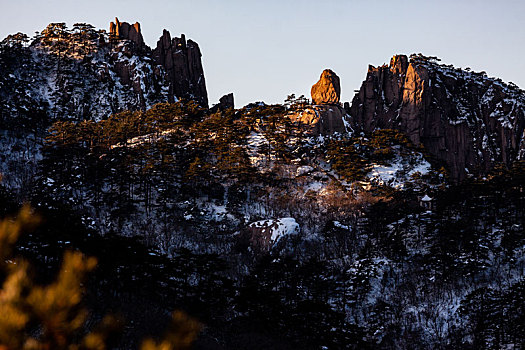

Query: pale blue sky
left=1, top=0, right=524, bottom=107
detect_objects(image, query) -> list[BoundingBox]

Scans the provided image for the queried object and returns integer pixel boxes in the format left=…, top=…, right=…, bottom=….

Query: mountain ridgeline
left=1, top=19, right=523, bottom=180
left=348, top=54, right=525, bottom=180
left=0, top=19, right=525, bottom=349
left=0, top=18, right=208, bottom=128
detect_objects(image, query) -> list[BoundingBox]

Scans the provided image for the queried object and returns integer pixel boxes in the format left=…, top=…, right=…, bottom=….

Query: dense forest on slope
left=0, top=98, right=521, bottom=349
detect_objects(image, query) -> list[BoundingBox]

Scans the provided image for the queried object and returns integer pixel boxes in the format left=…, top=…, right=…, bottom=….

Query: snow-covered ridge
left=413, top=55, right=525, bottom=130
left=0, top=20, right=204, bottom=123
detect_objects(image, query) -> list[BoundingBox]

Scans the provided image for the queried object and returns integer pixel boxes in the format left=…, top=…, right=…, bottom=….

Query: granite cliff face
left=348, top=54, right=525, bottom=180
left=152, top=30, right=208, bottom=107
left=0, top=18, right=208, bottom=126
left=311, top=69, right=341, bottom=105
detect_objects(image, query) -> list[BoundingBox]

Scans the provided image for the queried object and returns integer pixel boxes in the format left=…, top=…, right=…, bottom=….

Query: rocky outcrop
left=210, top=93, right=234, bottom=112
left=311, top=69, right=341, bottom=105
left=219, top=93, right=234, bottom=109
left=152, top=30, right=208, bottom=108
left=239, top=218, right=300, bottom=253
left=109, top=17, right=145, bottom=51
left=349, top=54, right=525, bottom=180
left=289, top=69, right=348, bottom=135
left=289, top=105, right=348, bottom=135
left=0, top=19, right=210, bottom=123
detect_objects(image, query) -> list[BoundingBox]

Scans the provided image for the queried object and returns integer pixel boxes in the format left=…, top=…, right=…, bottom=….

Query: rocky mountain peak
left=0, top=19, right=210, bottom=123
left=109, top=17, right=145, bottom=50
left=311, top=69, right=341, bottom=105
left=389, top=54, right=409, bottom=75
left=288, top=69, right=348, bottom=135
left=152, top=29, right=208, bottom=107
left=349, top=53, right=525, bottom=181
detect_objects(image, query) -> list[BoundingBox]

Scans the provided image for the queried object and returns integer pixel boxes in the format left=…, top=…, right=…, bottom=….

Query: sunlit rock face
left=288, top=105, right=348, bottom=135
left=311, top=69, right=341, bottom=105
left=288, top=69, right=349, bottom=136
left=109, top=17, right=145, bottom=51
left=349, top=54, right=525, bottom=181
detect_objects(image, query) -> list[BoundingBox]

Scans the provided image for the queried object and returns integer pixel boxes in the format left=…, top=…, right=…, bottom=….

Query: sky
left=1, top=0, right=524, bottom=107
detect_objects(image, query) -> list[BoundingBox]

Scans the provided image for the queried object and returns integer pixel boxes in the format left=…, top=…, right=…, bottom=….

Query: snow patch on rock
left=248, top=217, right=300, bottom=245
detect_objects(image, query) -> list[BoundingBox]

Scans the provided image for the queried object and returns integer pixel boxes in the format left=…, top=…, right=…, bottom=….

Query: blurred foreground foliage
left=0, top=205, right=200, bottom=350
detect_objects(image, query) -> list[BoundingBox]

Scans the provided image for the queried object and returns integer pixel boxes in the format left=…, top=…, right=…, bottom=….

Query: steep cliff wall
left=152, top=30, right=208, bottom=107
left=348, top=54, right=525, bottom=180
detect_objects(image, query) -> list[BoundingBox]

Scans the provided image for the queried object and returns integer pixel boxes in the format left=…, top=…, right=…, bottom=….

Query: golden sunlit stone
left=311, top=69, right=341, bottom=105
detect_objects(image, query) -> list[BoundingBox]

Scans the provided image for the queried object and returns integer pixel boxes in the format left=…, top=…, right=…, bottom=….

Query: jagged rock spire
left=152, top=29, right=208, bottom=108
left=107, top=18, right=209, bottom=107
left=109, top=17, right=144, bottom=49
